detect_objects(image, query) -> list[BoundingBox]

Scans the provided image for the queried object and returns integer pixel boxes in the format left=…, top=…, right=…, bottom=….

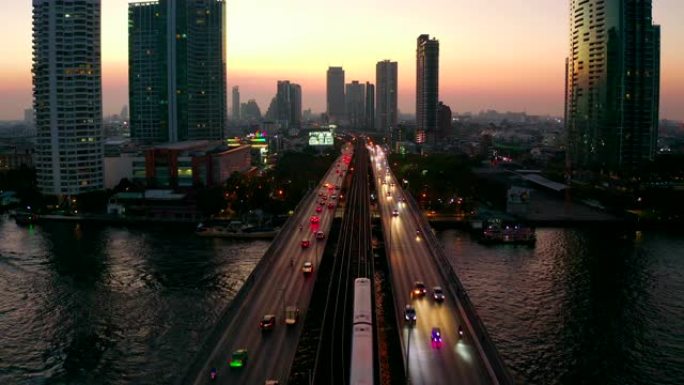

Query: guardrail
left=403, top=190, right=515, bottom=385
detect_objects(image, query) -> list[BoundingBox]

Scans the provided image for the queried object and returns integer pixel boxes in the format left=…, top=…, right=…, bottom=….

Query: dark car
left=411, top=281, right=427, bottom=298
left=301, top=239, right=311, bottom=248
left=431, top=327, right=443, bottom=348
left=432, top=286, right=445, bottom=302
left=259, top=314, right=276, bottom=331
left=404, top=305, right=416, bottom=323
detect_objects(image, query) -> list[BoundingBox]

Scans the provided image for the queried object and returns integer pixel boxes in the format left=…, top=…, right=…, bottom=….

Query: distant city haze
left=1, top=0, right=683, bottom=120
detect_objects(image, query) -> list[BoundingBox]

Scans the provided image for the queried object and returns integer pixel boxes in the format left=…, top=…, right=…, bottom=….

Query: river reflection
left=0, top=218, right=268, bottom=384
left=440, top=227, right=684, bottom=385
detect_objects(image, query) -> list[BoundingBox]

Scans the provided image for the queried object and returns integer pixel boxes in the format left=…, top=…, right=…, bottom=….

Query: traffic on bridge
left=184, top=144, right=353, bottom=385
left=370, top=143, right=500, bottom=385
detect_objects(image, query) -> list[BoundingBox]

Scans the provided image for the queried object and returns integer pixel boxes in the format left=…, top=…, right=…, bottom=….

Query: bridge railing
left=403, top=188, right=516, bottom=385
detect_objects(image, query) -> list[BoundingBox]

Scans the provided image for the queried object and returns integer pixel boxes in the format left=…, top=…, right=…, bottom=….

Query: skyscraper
left=129, top=0, right=227, bottom=144
left=376, top=60, right=398, bottom=136
left=437, top=101, right=452, bottom=141
left=326, top=67, right=345, bottom=123
left=232, top=86, right=240, bottom=121
left=416, top=35, right=439, bottom=145
left=346, top=81, right=366, bottom=130
left=365, top=82, right=375, bottom=131
left=33, top=0, right=104, bottom=195
left=276, top=81, right=302, bottom=130
left=565, top=0, right=660, bottom=174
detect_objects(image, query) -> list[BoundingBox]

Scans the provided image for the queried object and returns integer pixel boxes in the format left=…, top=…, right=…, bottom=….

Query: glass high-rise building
left=32, top=0, right=104, bottom=195
left=565, top=0, right=660, bottom=174
left=375, top=60, right=398, bottom=136
left=276, top=81, right=302, bottom=130
left=129, top=0, right=227, bottom=144
left=346, top=81, right=366, bottom=130
left=232, top=86, right=240, bottom=121
left=416, top=35, right=439, bottom=145
left=365, top=82, right=375, bottom=131
left=326, top=67, right=346, bottom=123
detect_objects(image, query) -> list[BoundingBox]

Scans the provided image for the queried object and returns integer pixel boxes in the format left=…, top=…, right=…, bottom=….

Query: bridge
left=181, top=139, right=513, bottom=385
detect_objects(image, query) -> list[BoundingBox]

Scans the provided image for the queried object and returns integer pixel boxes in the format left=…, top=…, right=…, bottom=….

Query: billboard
left=308, top=130, right=334, bottom=146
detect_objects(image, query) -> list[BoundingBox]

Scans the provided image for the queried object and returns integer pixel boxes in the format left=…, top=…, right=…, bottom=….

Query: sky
left=0, top=0, right=682, bottom=121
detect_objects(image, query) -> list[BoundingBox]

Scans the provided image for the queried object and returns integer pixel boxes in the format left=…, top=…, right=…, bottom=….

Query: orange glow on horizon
left=0, top=0, right=682, bottom=120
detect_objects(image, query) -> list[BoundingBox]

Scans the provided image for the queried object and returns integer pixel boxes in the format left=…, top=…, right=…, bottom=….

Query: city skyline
left=1, top=0, right=684, bottom=120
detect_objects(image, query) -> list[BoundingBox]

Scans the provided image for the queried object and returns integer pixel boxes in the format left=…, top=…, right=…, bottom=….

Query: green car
left=229, top=349, right=248, bottom=368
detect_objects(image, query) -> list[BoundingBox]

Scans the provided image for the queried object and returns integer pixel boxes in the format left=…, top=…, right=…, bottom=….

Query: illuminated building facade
left=32, top=0, right=104, bottom=195
left=565, top=0, right=660, bottom=173
left=129, top=0, right=227, bottom=144
left=416, top=35, right=439, bottom=145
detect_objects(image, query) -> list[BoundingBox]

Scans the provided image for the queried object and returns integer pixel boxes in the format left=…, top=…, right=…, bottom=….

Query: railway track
left=313, top=139, right=373, bottom=385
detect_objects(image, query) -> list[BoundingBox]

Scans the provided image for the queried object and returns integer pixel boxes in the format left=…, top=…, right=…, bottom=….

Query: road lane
left=370, top=146, right=493, bottom=385
left=189, top=145, right=353, bottom=385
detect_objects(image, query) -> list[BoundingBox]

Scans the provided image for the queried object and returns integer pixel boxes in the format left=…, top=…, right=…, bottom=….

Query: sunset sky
left=0, top=0, right=682, bottom=120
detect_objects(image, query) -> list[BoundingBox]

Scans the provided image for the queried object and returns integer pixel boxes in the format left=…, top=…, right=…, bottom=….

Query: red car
left=301, top=239, right=311, bottom=248
left=259, top=314, right=276, bottom=331
left=315, top=206, right=323, bottom=213
left=327, top=202, right=335, bottom=209
left=310, top=216, right=320, bottom=224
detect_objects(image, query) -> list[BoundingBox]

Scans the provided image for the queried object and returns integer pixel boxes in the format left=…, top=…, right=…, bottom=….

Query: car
left=386, top=191, right=391, bottom=198
left=316, top=206, right=323, bottom=213
left=327, top=202, right=335, bottom=209
left=331, top=194, right=337, bottom=200
left=229, top=349, right=248, bottom=368
left=315, top=231, right=325, bottom=240
left=259, top=314, right=276, bottom=330
left=411, top=281, right=427, bottom=298
left=401, top=197, right=407, bottom=203
left=432, top=286, right=445, bottom=302
left=431, top=328, right=443, bottom=348
left=392, top=208, right=399, bottom=217
left=301, top=239, right=311, bottom=248
left=310, top=216, right=320, bottom=224
left=390, top=182, right=395, bottom=188
left=302, top=261, right=313, bottom=274
left=404, top=305, right=416, bottom=323
left=265, top=381, right=280, bottom=385
left=381, top=180, right=387, bottom=185
left=321, top=195, right=327, bottom=201
left=285, top=306, right=299, bottom=325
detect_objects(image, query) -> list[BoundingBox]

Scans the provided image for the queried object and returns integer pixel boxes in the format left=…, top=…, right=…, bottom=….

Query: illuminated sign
left=226, top=137, right=241, bottom=147
left=308, top=130, right=334, bottom=146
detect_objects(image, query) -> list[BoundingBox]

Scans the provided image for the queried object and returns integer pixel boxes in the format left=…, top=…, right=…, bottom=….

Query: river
left=0, top=217, right=682, bottom=384
left=441, top=227, right=684, bottom=385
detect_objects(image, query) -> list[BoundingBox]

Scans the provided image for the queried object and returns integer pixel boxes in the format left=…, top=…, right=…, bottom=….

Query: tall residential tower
left=276, top=81, right=302, bottom=130
left=326, top=67, right=345, bottom=123
left=129, top=0, right=227, bottom=144
left=232, top=86, right=240, bottom=121
left=416, top=35, right=439, bottom=145
left=345, top=81, right=366, bottom=130
left=376, top=60, right=398, bottom=137
left=32, top=0, right=104, bottom=195
left=565, top=0, right=660, bottom=174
